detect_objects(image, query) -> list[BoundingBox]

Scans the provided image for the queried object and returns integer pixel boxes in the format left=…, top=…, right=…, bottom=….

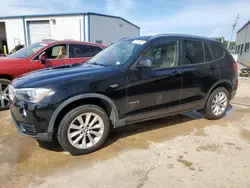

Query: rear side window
left=184, top=40, right=204, bottom=64
left=203, top=42, right=213, bottom=62
left=69, top=44, right=91, bottom=58
left=89, top=46, right=102, bottom=56
left=210, top=42, right=224, bottom=59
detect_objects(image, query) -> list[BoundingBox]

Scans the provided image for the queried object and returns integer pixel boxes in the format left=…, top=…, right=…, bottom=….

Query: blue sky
left=1, top=0, right=250, bottom=40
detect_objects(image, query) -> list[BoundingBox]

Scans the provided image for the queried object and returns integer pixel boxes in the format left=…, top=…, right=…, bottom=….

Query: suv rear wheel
left=202, top=87, right=229, bottom=120
left=57, top=105, right=110, bottom=155
left=0, top=79, right=11, bottom=111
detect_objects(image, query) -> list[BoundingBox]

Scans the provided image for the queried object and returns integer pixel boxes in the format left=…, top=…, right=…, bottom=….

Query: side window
left=240, top=44, right=244, bottom=55
left=203, top=42, right=213, bottom=62
left=69, top=44, right=91, bottom=58
left=36, top=44, right=67, bottom=59
left=210, top=42, right=224, bottom=59
left=142, top=40, right=178, bottom=69
left=89, top=46, right=102, bottom=56
left=184, top=40, right=204, bottom=64
left=245, top=43, right=249, bottom=52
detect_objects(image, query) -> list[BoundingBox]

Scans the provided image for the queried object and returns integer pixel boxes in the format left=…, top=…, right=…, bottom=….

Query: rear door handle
left=210, top=65, right=215, bottom=70
left=171, top=71, right=182, bottom=76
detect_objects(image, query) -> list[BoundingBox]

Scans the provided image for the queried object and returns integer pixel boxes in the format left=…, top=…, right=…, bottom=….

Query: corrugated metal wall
left=89, top=15, right=139, bottom=45
left=236, top=23, right=250, bottom=65
left=3, top=18, right=24, bottom=52
left=24, top=15, right=84, bottom=42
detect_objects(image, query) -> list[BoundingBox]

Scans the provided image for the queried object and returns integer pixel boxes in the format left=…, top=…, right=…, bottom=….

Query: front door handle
left=171, top=71, right=182, bottom=76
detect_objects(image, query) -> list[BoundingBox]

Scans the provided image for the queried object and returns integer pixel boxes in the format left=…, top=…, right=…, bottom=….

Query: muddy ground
left=1, top=79, right=250, bottom=188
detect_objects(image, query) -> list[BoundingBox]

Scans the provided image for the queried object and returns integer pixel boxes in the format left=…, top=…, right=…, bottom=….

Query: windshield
left=87, top=39, right=147, bottom=66
left=8, top=42, right=48, bottom=58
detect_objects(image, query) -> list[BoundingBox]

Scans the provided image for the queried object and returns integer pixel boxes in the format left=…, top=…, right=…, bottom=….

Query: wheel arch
left=48, top=93, right=121, bottom=138
left=205, top=79, right=233, bottom=103
left=0, top=74, right=13, bottom=81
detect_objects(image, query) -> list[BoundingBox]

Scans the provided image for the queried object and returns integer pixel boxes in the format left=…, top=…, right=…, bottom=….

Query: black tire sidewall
left=57, top=105, right=110, bottom=155
left=0, top=79, right=11, bottom=111
left=203, top=87, right=229, bottom=120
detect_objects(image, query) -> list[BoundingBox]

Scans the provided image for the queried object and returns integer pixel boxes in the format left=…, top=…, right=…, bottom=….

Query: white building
left=235, top=20, right=250, bottom=66
left=0, top=12, right=140, bottom=53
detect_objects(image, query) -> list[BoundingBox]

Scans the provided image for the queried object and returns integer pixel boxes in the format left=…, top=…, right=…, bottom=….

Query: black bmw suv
left=9, top=34, right=238, bottom=155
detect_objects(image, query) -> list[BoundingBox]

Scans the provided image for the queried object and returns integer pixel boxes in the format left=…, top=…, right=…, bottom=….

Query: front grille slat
left=19, top=124, right=36, bottom=135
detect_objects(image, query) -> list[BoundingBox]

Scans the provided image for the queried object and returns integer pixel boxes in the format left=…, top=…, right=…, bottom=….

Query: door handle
left=210, top=65, right=215, bottom=70
left=171, top=71, right=182, bottom=76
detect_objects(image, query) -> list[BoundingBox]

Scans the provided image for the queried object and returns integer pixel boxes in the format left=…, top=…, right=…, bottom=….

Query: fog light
left=20, top=108, right=27, bottom=117
left=20, top=124, right=26, bottom=132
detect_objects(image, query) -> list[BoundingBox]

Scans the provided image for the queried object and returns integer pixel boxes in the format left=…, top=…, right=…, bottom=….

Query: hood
left=0, top=57, right=22, bottom=63
left=12, top=63, right=114, bottom=88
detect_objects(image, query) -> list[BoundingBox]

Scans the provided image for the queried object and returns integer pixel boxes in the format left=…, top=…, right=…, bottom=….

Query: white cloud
left=106, top=0, right=134, bottom=17
left=135, top=1, right=250, bottom=40
left=0, top=0, right=87, bottom=16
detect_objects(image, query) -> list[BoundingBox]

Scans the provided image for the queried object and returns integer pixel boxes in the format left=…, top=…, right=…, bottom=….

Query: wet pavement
left=1, top=103, right=250, bottom=188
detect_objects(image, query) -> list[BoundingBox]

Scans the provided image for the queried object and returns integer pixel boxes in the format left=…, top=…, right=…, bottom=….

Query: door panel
left=126, top=39, right=182, bottom=117
left=180, top=40, right=219, bottom=107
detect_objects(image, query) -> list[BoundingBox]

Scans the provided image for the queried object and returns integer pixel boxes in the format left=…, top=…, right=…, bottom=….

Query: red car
left=0, top=40, right=105, bottom=110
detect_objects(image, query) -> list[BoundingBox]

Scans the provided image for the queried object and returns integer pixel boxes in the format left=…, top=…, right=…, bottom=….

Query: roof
left=40, top=39, right=106, bottom=48
left=125, top=34, right=219, bottom=42
left=237, top=20, right=250, bottom=33
left=0, top=12, right=140, bottom=29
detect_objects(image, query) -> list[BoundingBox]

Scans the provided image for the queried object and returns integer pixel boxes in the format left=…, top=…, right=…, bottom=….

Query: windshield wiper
left=88, top=62, right=111, bottom=67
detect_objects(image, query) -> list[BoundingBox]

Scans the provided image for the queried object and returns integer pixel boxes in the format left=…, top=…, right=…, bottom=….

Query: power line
left=227, top=13, right=240, bottom=50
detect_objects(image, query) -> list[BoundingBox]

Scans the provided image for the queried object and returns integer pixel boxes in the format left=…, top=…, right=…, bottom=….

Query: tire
left=57, top=105, right=110, bottom=155
left=202, top=87, right=229, bottom=120
left=0, top=79, right=11, bottom=111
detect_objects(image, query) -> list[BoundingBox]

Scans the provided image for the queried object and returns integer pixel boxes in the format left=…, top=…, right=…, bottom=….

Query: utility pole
left=227, top=13, right=240, bottom=50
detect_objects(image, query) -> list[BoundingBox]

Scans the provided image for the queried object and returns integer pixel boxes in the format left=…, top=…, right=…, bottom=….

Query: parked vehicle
left=9, top=34, right=238, bottom=155
left=0, top=40, right=105, bottom=110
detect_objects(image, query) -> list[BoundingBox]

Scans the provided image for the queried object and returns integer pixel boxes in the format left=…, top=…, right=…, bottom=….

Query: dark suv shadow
left=38, top=110, right=204, bottom=152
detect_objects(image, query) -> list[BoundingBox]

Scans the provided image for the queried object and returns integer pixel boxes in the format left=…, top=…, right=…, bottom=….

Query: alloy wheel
left=211, top=92, right=228, bottom=116
left=0, top=83, right=10, bottom=109
left=67, top=112, right=104, bottom=149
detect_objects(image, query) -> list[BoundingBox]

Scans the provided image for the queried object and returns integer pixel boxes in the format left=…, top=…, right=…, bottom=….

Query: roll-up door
left=28, top=21, right=50, bottom=44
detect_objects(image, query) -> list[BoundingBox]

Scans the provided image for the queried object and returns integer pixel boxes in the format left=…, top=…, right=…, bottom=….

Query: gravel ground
left=1, top=78, right=250, bottom=188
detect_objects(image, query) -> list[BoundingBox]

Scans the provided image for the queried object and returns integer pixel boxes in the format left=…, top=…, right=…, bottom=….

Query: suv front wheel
left=57, top=105, right=110, bottom=155
left=202, top=87, right=229, bottom=120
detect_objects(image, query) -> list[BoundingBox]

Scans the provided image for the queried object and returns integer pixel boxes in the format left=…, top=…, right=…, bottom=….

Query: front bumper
left=10, top=100, right=54, bottom=141
left=11, top=113, right=52, bottom=141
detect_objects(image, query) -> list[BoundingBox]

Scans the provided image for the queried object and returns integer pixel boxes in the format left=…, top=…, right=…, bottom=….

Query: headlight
left=14, top=88, right=51, bottom=103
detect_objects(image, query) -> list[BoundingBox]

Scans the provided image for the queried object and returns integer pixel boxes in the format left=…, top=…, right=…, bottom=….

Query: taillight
left=233, top=62, right=238, bottom=73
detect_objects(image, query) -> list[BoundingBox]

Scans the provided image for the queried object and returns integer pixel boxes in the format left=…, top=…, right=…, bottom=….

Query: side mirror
left=136, top=57, right=153, bottom=69
left=39, top=53, right=47, bottom=64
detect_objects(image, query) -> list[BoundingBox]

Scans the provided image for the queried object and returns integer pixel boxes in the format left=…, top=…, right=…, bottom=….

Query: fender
left=204, top=79, right=233, bottom=103
left=47, top=93, right=123, bottom=137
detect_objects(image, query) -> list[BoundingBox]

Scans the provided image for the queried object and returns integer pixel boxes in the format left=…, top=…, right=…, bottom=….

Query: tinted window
left=210, top=42, right=224, bottom=59
left=203, top=42, right=213, bottom=62
left=90, top=46, right=102, bottom=56
left=142, top=40, right=178, bottom=69
left=69, top=44, right=91, bottom=58
left=184, top=40, right=204, bottom=64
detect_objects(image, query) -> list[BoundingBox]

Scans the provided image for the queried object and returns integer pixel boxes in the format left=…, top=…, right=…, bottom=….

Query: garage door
left=28, top=21, right=50, bottom=44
